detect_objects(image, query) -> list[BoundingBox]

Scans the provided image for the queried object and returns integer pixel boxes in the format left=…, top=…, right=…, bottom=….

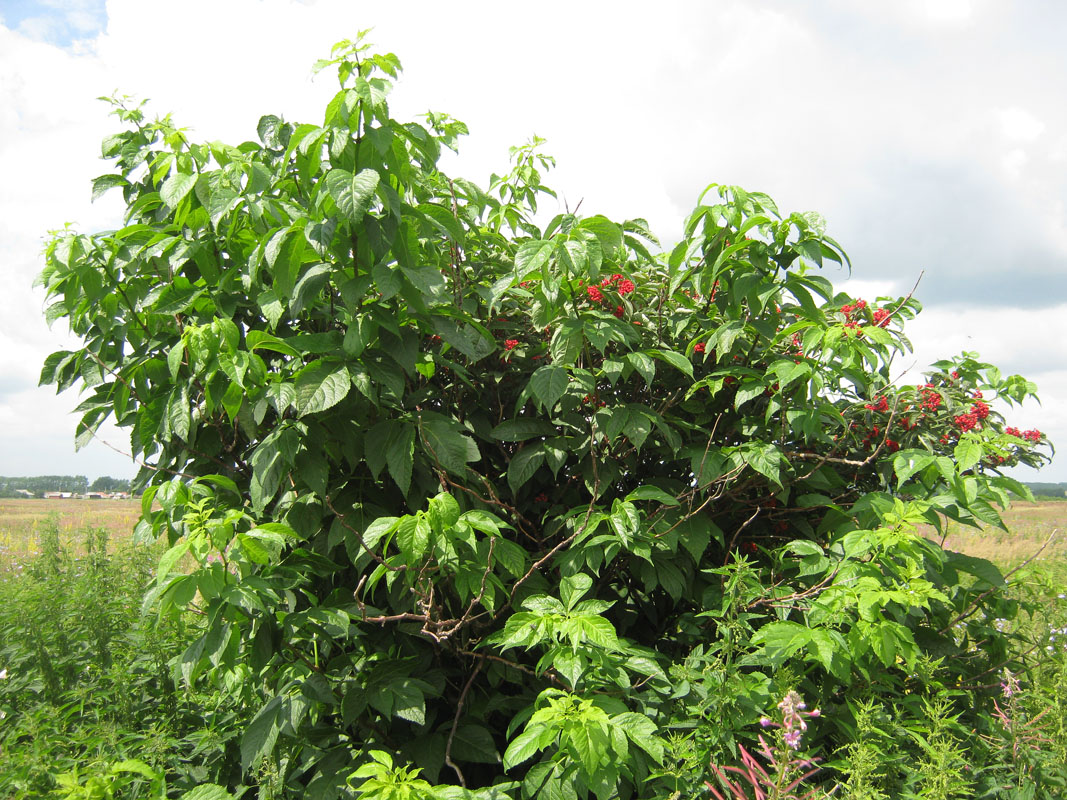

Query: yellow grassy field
left=0, top=497, right=143, bottom=566
left=0, top=496, right=1062, bottom=570
left=935, top=500, right=1066, bottom=567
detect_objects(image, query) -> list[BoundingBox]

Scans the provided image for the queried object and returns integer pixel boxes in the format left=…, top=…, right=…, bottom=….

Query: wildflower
left=757, top=690, right=822, bottom=752
left=1001, top=668, right=1020, bottom=699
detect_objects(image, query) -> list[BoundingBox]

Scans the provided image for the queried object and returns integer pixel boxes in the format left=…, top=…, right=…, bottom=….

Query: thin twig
left=444, top=658, right=483, bottom=787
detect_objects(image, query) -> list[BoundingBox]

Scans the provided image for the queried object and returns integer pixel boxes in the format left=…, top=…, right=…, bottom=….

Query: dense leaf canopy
left=39, top=37, right=1053, bottom=799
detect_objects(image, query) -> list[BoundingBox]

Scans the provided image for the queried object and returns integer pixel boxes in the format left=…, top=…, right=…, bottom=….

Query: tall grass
left=0, top=503, right=1065, bottom=798
left=0, top=516, right=244, bottom=798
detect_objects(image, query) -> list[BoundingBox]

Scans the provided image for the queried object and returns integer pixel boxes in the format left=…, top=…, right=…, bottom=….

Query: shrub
left=38, top=36, right=1053, bottom=798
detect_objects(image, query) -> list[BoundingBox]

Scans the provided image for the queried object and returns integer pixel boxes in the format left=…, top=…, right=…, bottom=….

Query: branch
left=444, top=658, right=483, bottom=787
left=938, top=527, right=1059, bottom=636
left=323, top=493, right=407, bottom=572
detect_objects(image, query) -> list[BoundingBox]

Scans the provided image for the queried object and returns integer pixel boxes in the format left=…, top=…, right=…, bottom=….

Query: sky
left=0, top=0, right=1064, bottom=483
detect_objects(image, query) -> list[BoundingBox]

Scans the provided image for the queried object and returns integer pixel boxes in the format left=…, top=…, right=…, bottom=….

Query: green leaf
left=503, top=727, right=544, bottom=770
left=294, top=361, right=350, bottom=416
left=325, top=167, right=380, bottom=221
left=449, top=724, right=501, bottom=765
left=490, top=418, right=557, bottom=442
left=179, top=785, right=236, bottom=800
left=560, top=574, right=593, bottom=611
left=385, top=422, right=416, bottom=495
left=156, top=540, right=190, bottom=583
left=744, top=443, right=783, bottom=485
left=750, top=621, right=811, bottom=666
left=396, top=515, right=432, bottom=562
left=945, top=550, right=1005, bottom=587
left=529, top=364, right=568, bottom=411
left=90, top=173, right=127, bottom=202
left=893, top=450, right=934, bottom=487
left=650, top=349, right=693, bottom=378
left=954, top=438, right=982, bottom=473
left=167, top=387, right=191, bottom=441
left=421, top=417, right=480, bottom=475
left=515, top=240, right=555, bottom=278
left=508, top=445, right=544, bottom=493
left=626, top=352, right=655, bottom=385
left=625, top=485, right=679, bottom=506
left=161, top=172, right=197, bottom=209
left=241, top=696, right=283, bottom=772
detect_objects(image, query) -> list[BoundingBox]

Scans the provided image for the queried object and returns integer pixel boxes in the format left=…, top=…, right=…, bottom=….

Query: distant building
left=14, top=489, right=34, bottom=498
left=42, top=492, right=74, bottom=499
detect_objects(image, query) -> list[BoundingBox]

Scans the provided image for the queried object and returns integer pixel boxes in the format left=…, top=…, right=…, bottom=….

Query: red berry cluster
left=1007, top=427, right=1043, bottom=442
left=840, top=298, right=893, bottom=333
left=919, top=385, right=942, bottom=411
left=859, top=423, right=898, bottom=452
left=585, top=273, right=636, bottom=308
left=864, top=396, right=889, bottom=413
left=840, top=299, right=867, bottom=333
left=598, top=273, right=635, bottom=294
left=504, top=339, right=519, bottom=351
left=952, top=393, right=991, bottom=433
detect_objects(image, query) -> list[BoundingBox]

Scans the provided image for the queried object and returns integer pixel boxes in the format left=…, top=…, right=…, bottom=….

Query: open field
left=0, top=497, right=1063, bottom=568
left=935, top=500, right=1067, bottom=567
left=0, top=497, right=142, bottom=568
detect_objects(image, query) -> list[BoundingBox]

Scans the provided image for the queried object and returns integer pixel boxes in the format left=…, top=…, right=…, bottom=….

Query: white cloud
left=920, top=0, right=975, bottom=24
left=1, top=0, right=1064, bottom=482
left=997, top=107, right=1046, bottom=143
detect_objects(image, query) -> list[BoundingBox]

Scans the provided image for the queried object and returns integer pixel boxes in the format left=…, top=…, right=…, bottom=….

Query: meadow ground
left=0, top=496, right=1063, bottom=796
left=0, top=497, right=142, bottom=569
left=0, top=496, right=1063, bottom=567
left=935, top=500, right=1066, bottom=567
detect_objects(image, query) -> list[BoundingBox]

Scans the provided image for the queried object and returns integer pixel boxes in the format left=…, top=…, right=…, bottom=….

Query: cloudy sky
left=1, top=0, right=1064, bottom=483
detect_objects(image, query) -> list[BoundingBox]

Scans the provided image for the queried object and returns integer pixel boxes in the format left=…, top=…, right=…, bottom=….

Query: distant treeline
left=0, top=475, right=132, bottom=498
left=1023, top=482, right=1067, bottom=500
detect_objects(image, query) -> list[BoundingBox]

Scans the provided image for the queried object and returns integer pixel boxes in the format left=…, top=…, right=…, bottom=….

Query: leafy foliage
left=0, top=523, right=243, bottom=797
left=38, top=35, right=1057, bottom=798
